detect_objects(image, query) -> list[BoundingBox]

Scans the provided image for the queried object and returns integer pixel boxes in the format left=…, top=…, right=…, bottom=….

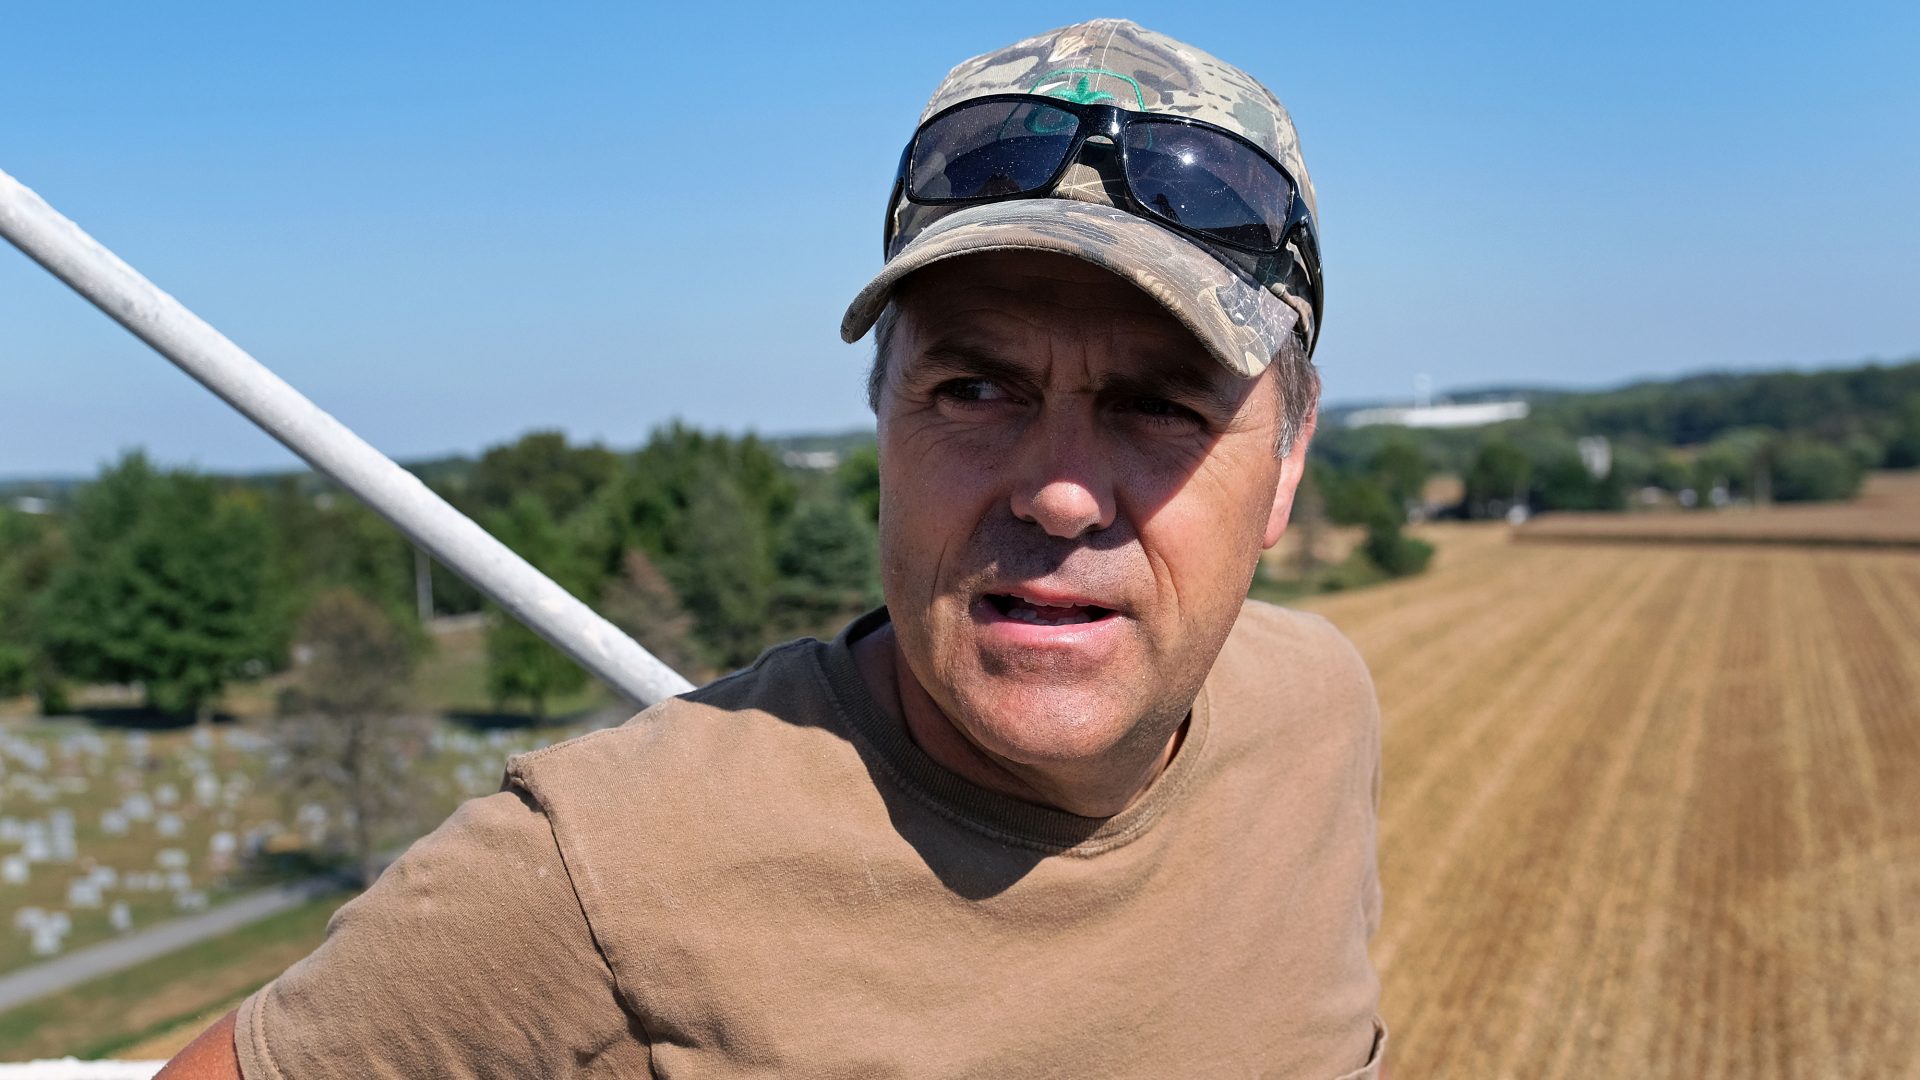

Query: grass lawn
left=2, top=617, right=621, bottom=725
left=0, top=892, right=348, bottom=1061
left=402, top=619, right=617, bottom=721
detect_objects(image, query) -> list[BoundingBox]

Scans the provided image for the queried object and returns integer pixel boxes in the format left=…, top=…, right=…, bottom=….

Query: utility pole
left=414, top=547, right=434, bottom=625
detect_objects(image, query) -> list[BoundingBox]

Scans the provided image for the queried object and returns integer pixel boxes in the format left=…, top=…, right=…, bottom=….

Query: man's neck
left=849, top=621, right=1186, bottom=818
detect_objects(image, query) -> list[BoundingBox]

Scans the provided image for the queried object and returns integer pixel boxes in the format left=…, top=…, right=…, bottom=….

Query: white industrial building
left=1343, top=400, right=1530, bottom=430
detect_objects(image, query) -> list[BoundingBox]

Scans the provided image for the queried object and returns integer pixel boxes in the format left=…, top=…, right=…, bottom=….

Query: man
left=164, top=18, right=1384, bottom=1079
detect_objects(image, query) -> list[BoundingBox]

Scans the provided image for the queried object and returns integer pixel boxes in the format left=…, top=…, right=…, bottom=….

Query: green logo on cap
left=1031, top=68, right=1147, bottom=110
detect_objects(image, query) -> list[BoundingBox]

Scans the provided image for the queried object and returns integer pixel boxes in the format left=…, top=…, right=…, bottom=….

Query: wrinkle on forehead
left=894, top=253, right=1223, bottom=377
left=890, top=253, right=1269, bottom=434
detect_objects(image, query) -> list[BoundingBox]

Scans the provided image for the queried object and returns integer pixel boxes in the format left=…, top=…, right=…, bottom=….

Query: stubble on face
left=862, top=251, right=1299, bottom=816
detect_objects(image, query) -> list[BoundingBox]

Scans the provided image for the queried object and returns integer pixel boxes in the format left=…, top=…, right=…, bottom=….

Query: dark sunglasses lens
left=909, top=100, right=1081, bottom=200
left=1122, top=122, right=1293, bottom=250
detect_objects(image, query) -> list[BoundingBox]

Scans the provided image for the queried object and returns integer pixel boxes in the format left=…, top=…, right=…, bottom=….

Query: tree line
left=1313, top=359, right=1920, bottom=520
left=8, top=359, right=1908, bottom=717
left=0, top=424, right=880, bottom=719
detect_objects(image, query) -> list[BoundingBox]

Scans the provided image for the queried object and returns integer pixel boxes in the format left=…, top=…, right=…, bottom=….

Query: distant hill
left=1322, top=357, right=1919, bottom=448
left=0, top=429, right=882, bottom=505
left=1523, top=360, right=1920, bottom=446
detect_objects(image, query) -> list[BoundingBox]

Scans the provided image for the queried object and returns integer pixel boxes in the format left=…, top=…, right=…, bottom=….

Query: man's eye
left=1126, top=397, right=1201, bottom=425
left=937, top=378, right=1012, bottom=404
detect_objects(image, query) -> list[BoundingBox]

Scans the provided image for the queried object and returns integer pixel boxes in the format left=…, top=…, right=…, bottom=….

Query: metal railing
left=0, top=168, right=694, bottom=707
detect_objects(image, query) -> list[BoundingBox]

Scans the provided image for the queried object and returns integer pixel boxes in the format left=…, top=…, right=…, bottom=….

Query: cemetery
left=0, top=716, right=596, bottom=976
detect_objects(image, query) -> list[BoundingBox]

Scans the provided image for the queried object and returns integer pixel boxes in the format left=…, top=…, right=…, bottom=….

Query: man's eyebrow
left=903, top=338, right=1247, bottom=414
left=901, top=341, right=1036, bottom=387
left=1099, top=363, right=1247, bottom=416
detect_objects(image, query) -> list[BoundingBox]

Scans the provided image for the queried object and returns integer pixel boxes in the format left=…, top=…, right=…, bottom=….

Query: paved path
left=0, top=878, right=340, bottom=1014
left=0, top=1060, right=164, bottom=1078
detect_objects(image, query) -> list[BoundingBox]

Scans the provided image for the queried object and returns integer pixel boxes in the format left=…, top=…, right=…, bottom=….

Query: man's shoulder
left=1227, top=599, right=1370, bottom=679
left=1211, top=599, right=1378, bottom=734
left=503, top=634, right=865, bottom=823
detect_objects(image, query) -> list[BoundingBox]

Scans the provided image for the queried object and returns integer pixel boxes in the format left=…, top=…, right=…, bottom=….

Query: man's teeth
left=1007, top=603, right=1095, bottom=625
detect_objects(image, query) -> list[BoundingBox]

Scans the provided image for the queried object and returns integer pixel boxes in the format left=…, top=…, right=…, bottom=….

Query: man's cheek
left=893, top=411, right=1016, bottom=468
left=893, top=473, right=996, bottom=568
left=1137, top=526, right=1233, bottom=639
left=880, top=503, right=963, bottom=622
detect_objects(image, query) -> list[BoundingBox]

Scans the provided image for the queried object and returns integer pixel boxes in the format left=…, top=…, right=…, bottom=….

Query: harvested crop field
left=1515, top=471, right=1920, bottom=547
left=1302, top=522, right=1920, bottom=1078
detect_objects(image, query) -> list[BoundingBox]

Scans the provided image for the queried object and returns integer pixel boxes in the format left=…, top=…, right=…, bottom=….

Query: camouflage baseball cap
left=840, top=18, right=1320, bottom=376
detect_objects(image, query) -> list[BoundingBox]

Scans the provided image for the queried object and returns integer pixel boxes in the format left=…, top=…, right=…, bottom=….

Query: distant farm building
left=1343, top=400, right=1530, bottom=430
left=781, top=450, right=842, bottom=470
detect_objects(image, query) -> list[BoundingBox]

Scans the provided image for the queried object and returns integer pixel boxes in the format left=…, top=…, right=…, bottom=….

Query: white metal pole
left=0, top=168, right=695, bottom=705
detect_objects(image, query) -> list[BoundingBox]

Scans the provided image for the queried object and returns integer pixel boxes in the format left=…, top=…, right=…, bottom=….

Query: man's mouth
left=983, top=593, right=1117, bottom=626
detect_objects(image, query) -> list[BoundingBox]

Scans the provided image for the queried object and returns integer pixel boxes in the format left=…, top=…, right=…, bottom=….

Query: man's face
left=874, top=251, right=1311, bottom=774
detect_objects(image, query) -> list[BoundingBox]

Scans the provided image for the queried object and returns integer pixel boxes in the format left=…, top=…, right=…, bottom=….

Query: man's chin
left=944, top=682, right=1157, bottom=769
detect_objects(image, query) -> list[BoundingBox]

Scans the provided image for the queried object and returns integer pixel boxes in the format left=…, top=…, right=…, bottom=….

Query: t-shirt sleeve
left=234, top=785, right=650, bottom=1079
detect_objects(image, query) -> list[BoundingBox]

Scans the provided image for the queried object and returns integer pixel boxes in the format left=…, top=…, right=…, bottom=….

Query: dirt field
left=1303, top=521, right=1920, bottom=1078
left=1516, top=470, right=1920, bottom=547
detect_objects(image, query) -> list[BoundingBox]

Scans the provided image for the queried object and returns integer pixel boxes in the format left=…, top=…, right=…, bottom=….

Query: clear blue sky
left=3, top=1, right=1916, bottom=475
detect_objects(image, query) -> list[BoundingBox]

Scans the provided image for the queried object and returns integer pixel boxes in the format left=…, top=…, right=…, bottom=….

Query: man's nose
left=1008, top=407, right=1117, bottom=539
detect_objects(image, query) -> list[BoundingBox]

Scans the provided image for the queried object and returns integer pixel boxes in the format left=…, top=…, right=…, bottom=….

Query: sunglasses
left=888, top=93, right=1322, bottom=343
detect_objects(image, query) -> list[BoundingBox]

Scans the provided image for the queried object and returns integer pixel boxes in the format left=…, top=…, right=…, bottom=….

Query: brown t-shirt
left=236, top=601, right=1386, bottom=1078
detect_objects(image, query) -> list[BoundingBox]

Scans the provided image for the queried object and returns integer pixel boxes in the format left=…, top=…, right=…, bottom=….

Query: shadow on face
left=880, top=251, right=1279, bottom=526
left=870, top=250, right=1293, bottom=789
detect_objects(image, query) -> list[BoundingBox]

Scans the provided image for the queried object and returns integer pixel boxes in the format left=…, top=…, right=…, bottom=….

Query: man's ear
left=1263, top=406, right=1318, bottom=549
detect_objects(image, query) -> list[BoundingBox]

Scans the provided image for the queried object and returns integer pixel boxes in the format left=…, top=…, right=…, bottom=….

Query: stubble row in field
left=1304, top=523, right=1920, bottom=1079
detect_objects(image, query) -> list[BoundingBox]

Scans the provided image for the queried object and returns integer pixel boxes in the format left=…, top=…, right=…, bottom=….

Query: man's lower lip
left=970, top=597, right=1126, bottom=645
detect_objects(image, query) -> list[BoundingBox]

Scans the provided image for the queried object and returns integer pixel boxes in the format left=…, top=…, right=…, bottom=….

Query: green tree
left=1532, top=450, right=1625, bottom=512
left=670, top=473, right=779, bottom=669
left=1464, top=442, right=1531, bottom=519
left=593, top=424, right=786, bottom=554
left=1314, top=465, right=1398, bottom=527
left=598, top=549, right=709, bottom=685
left=0, top=510, right=62, bottom=700
left=37, top=453, right=275, bottom=717
left=271, top=589, right=428, bottom=885
left=837, top=444, right=882, bottom=524
left=1361, top=518, right=1435, bottom=578
left=588, top=424, right=794, bottom=668
left=469, top=430, right=620, bottom=520
left=1886, top=394, right=1920, bottom=469
left=772, top=499, right=880, bottom=639
left=1303, top=463, right=1433, bottom=584
left=1366, top=438, right=1429, bottom=510
left=483, top=495, right=592, bottom=718
left=1694, top=427, right=1774, bottom=500
left=1286, top=466, right=1330, bottom=578
left=1349, top=477, right=1433, bottom=581
left=1605, top=443, right=1655, bottom=492
left=1650, top=450, right=1694, bottom=493
left=1770, top=438, right=1865, bottom=502
left=261, top=479, right=421, bottom=649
